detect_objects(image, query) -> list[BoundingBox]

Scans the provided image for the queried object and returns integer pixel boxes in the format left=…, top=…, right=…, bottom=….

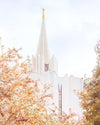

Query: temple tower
left=36, top=8, right=50, bottom=73
left=32, top=8, right=58, bottom=74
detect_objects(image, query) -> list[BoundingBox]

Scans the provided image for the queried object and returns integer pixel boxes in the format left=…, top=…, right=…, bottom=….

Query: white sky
left=0, top=0, right=99, bottom=77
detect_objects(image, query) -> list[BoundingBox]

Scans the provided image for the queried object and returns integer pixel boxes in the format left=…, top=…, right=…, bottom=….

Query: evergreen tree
left=79, top=41, right=100, bottom=125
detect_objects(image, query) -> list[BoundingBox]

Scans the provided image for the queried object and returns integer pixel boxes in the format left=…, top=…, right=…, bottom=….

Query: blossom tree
left=0, top=48, right=59, bottom=125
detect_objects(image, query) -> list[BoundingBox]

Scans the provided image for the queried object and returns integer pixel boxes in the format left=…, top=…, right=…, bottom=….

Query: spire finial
left=42, top=8, right=45, bottom=18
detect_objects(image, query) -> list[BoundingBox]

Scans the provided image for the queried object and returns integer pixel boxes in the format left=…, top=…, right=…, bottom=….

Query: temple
left=31, top=9, right=83, bottom=115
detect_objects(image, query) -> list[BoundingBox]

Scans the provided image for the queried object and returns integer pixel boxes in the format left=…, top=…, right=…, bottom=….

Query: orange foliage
left=0, top=48, right=59, bottom=125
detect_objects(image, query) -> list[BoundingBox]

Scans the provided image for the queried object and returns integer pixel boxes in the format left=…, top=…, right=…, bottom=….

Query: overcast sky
left=0, top=0, right=100, bottom=77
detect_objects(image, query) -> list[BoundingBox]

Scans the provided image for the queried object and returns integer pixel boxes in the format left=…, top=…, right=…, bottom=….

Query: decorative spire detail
left=42, top=8, right=45, bottom=18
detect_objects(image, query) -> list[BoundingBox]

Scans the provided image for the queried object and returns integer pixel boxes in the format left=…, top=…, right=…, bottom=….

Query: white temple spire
left=36, top=8, right=50, bottom=73
left=32, top=8, right=58, bottom=74
left=37, top=8, right=50, bottom=64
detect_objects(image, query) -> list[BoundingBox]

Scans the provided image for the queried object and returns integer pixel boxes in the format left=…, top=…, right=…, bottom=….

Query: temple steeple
left=36, top=8, right=50, bottom=73
left=32, top=8, right=58, bottom=74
